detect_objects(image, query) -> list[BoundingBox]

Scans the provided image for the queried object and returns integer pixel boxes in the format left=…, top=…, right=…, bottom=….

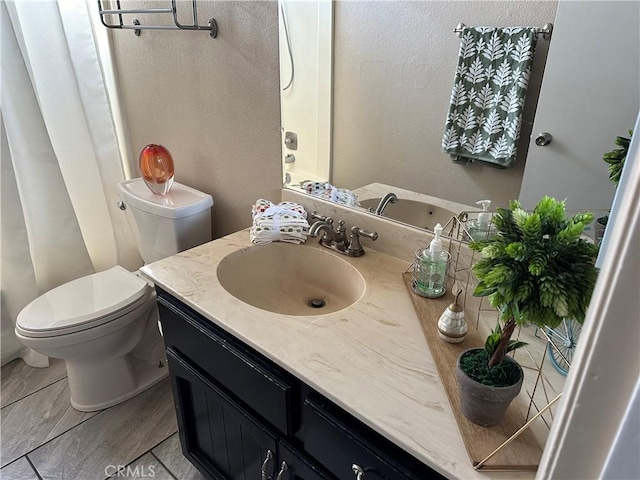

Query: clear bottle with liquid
left=467, top=200, right=497, bottom=242
left=412, top=223, right=450, bottom=298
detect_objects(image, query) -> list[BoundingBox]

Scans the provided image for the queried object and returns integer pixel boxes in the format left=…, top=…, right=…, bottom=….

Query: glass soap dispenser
left=467, top=200, right=496, bottom=242
left=412, top=223, right=450, bottom=298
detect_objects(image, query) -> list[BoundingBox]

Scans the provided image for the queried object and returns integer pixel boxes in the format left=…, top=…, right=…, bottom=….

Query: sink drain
left=307, top=298, right=326, bottom=309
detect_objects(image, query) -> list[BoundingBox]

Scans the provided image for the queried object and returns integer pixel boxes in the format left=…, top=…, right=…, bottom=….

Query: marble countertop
left=141, top=230, right=535, bottom=480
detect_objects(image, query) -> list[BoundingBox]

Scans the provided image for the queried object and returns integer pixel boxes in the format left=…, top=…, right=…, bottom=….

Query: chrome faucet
left=309, top=219, right=346, bottom=245
left=373, top=192, right=398, bottom=215
left=309, top=213, right=377, bottom=257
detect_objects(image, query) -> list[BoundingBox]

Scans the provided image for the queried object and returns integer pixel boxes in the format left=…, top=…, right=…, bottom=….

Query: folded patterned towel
left=252, top=199, right=306, bottom=219
left=250, top=199, right=309, bottom=245
left=300, top=181, right=358, bottom=207
left=251, top=198, right=273, bottom=217
left=330, top=187, right=358, bottom=207
left=301, top=181, right=332, bottom=194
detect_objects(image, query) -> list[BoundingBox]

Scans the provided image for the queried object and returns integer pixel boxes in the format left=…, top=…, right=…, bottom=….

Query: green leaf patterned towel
left=442, top=27, right=537, bottom=168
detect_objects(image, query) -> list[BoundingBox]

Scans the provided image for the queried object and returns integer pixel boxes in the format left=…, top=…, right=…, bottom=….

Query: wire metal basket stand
left=436, top=211, right=575, bottom=469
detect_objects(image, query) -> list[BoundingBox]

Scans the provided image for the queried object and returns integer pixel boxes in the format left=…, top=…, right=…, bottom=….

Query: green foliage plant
left=469, top=196, right=599, bottom=372
left=603, top=130, right=632, bottom=187
left=460, top=323, right=527, bottom=387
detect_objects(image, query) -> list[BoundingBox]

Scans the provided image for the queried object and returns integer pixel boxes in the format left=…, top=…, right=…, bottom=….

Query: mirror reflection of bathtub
left=358, top=198, right=456, bottom=231
left=353, top=183, right=478, bottom=231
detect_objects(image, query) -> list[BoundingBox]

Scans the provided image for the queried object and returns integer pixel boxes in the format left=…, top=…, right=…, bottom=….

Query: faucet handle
left=347, top=226, right=378, bottom=257
left=353, top=227, right=378, bottom=241
left=310, top=211, right=331, bottom=223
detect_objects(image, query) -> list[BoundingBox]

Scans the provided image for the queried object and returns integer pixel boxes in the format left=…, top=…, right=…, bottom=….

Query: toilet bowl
left=15, top=266, right=166, bottom=411
left=16, top=179, right=213, bottom=411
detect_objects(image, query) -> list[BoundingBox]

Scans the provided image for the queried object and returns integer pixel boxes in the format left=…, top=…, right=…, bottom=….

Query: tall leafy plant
left=470, top=197, right=599, bottom=368
left=603, top=130, right=632, bottom=187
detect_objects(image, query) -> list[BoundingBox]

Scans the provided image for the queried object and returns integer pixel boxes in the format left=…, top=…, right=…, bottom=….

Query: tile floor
left=0, top=358, right=206, bottom=479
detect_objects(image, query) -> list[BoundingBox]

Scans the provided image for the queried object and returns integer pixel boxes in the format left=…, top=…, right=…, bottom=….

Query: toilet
left=15, top=178, right=213, bottom=411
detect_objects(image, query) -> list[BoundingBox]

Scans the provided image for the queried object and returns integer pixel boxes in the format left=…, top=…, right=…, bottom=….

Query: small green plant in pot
left=458, top=196, right=599, bottom=426
left=457, top=324, right=527, bottom=426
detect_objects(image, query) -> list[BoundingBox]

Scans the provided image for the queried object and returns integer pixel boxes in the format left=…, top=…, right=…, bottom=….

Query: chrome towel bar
left=98, top=0, right=217, bottom=38
left=453, top=22, right=553, bottom=40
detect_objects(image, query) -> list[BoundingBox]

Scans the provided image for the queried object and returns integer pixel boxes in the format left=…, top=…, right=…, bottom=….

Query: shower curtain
left=1, top=1, right=141, bottom=366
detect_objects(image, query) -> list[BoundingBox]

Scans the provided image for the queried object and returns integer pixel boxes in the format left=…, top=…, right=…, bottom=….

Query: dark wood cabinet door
left=166, top=348, right=278, bottom=480
left=158, top=291, right=298, bottom=435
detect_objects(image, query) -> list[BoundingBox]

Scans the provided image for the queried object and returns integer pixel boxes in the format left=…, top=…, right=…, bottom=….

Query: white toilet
left=15, top=178, right=213, bottom=411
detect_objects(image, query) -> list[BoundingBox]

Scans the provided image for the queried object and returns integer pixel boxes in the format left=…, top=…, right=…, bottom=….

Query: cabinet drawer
left=278, top=440, right=334, bottom=480
left=303, top=394, right=444, bottom=480
left=157, top=291, right=297, bottom=435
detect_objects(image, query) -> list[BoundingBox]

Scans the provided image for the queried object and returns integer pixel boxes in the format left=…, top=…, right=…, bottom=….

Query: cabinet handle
left=352, top=464, right=365, bottom=479
left=261, top=450, right=274, bottom=480
left=275, top=461, right=289, bottom=480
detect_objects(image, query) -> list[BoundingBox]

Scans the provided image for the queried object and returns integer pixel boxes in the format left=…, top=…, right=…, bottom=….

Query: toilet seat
left=16, top=266, right=151, bottom=338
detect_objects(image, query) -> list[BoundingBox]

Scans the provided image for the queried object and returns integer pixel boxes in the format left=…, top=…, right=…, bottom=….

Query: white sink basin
left=360, top=198, right=457, bottom=230
left=216, top=243, right=366, bottom=316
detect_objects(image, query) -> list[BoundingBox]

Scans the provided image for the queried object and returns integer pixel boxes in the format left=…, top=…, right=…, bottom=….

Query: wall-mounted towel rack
left=98, top=1, right=217, bottom=38
left=453, top=22, right=553, bottom=40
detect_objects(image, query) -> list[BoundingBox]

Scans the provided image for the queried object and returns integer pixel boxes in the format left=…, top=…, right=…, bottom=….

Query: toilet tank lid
left=16, top=266, right=150, bottom=335
left=117, top=179, right=213, bottom=219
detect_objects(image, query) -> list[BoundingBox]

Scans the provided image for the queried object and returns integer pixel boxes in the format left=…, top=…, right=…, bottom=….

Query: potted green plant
left=458, top=196, right=599, bottom=426
left=457, top=324, right=527, bottom=426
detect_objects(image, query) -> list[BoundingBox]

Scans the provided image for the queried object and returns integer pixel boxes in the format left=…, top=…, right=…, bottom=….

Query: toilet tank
left=117, top=179, right=214, bottom=264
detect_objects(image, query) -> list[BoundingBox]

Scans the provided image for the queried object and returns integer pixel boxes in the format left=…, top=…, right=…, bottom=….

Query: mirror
left=278, top=1, right=333, bottom=186
left=278, top=1, right=557, bottom=229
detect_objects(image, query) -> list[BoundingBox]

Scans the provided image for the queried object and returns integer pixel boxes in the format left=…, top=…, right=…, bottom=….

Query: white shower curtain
left=1, top=1, right=142, bottom=366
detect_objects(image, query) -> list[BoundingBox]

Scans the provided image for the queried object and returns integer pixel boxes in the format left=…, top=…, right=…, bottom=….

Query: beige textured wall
left=332, top=1, right=558, bottom=209
left=110, top=1, right=282, bottom=238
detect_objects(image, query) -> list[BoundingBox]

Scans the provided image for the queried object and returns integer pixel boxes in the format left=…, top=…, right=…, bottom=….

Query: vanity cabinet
left=166, top=349, right=278, bottom=479
left=157, top=289, right=444, bottom=480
